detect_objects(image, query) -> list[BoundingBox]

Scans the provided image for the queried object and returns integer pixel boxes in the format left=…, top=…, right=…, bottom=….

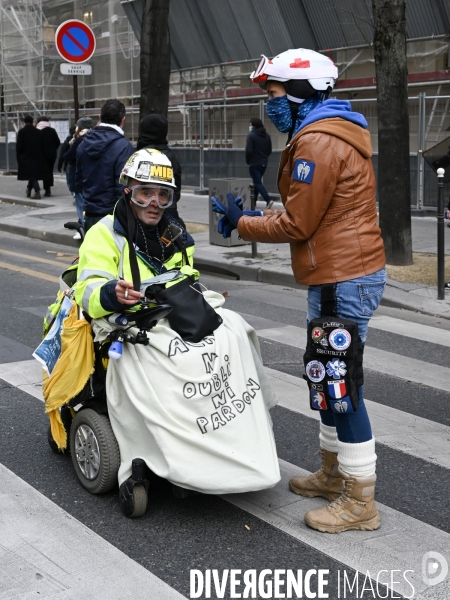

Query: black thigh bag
left=302, top=285, right=364, bottom=414
left=148, top=276, right=223, bottom=343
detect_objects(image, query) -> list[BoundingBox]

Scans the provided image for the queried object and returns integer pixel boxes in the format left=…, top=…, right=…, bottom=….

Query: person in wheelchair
left=67, top=148, right=280, bottom=517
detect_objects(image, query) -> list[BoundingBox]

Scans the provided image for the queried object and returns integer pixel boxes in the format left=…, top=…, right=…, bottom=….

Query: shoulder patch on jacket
left=293, top=159, right=315, bottom=184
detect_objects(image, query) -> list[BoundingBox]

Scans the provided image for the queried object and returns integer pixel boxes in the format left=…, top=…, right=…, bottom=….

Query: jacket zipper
left=307, top=239, right=316, bottom=268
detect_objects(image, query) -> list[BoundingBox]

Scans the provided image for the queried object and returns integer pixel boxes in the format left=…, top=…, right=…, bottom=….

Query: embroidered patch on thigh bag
left=303, top=316, right=364, bottom=413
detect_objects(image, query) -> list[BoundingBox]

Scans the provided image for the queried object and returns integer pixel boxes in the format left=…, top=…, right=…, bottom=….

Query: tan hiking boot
left=304, top=471, right=380, bottom=533
left=289, top=449, right=344, bottom=502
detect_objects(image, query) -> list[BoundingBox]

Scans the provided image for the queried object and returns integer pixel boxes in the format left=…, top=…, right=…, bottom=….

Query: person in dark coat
left=64, top=117, right=93, bottom=236
left=36, top=116, right=61, bottom=196
left=75, top=99, right=134, bottom=231
left=137, top=114, right=184, bottom=225
left=58, top=125, right=76, bottom=184
left=245, top=117, right=273, bottom=208
left=16, top=115, right=44, bottom=199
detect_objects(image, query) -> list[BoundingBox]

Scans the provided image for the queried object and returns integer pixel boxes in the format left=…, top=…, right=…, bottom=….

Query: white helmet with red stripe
left=251, top=48, right=338, bottom=92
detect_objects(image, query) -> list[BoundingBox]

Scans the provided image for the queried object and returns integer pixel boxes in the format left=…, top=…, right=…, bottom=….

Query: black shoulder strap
left=321, top=283, right=337, bottom=317
left=175, top=232, right=190, bottom=267
left=125, top=200, right=141, bottom=292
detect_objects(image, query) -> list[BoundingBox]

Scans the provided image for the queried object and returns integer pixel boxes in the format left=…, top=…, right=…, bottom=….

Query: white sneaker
left=73, top=232, right=81, bottom=240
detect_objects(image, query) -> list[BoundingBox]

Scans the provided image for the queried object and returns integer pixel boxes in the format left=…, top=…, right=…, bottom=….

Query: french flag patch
left=327, top=380, right=347, bottom=399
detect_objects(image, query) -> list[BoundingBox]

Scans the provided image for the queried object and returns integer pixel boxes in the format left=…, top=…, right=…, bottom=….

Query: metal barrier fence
left=1, top=93, right=449, bottom=207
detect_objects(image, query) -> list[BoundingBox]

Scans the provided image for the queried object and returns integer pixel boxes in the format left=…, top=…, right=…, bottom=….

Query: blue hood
left=298, top=99, right=368, bottom=132
left=82, top=127, right=126, bottom=159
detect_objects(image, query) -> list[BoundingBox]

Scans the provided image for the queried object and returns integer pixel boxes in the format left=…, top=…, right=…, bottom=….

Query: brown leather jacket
left=237, top=117, right=386, bottom=285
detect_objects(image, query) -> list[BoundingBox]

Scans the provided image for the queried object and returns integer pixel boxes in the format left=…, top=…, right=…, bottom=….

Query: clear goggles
left=250, top=54, right=270, bottom=84
left=129, top=185, right=174, bottom=209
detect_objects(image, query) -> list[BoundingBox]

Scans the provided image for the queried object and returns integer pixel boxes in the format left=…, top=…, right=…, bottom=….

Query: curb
left=0, top=221, right=79, bottom=248
left=0, top=219, right=448, bottom=319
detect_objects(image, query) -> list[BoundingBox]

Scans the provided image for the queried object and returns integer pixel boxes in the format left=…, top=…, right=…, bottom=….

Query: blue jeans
left=307, top=268, right=386, bottom=443
left=249, top=164, right=271, bottom=204
left=75, top=192, right=84, bottom=223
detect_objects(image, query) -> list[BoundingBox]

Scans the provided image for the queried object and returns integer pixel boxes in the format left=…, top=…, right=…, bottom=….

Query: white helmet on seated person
left=250, top=48, right=338, bottom=100
left=119, top=148, right=176, bottom=189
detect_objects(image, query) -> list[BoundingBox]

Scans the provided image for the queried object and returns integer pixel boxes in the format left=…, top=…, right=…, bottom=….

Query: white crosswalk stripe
left=256, top=324, right=450, bottom=392
left=1, top=306, right=450, bottom=600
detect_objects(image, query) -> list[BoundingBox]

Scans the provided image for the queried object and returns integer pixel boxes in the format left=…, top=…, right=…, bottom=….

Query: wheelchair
left=47, top=222, right=190, bottom=517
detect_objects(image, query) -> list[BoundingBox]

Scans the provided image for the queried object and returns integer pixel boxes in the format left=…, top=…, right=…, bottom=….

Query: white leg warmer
left=319, top=422, right=338, bottom=453
left=337, top=438, right=377, bottom=477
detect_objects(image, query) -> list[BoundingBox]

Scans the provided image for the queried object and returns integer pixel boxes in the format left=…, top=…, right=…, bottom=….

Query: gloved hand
left=218, top=215, right=235, bottom=238
left=211, top=192, right=243, bottom=227
left=235, top=196, right=263, bottom=217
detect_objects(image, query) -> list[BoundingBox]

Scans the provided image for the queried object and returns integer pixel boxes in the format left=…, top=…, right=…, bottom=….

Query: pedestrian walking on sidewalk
left=245, top=117, right=273, bottom=208
left=212, top=48, right=387, bottom=534
left=75, top=99, right=134, bottom=232
left=58, top=125, right=76, bottom=188
left=64, top=118, right=93, bottom=239
left=16, top=115, right=44, bottom=199
left=36, top=116, right=60, bottom=197
left=137, top=114, right=185, bottom=226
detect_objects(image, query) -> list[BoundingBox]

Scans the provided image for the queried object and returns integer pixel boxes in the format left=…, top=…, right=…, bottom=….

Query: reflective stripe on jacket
left=74, top=214, right=196, bottom=319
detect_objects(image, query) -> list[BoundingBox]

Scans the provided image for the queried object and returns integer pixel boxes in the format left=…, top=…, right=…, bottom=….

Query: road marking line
left=265, top=367, right=450, bottom=470
left=256, top=324, right=450, bottom=392
left=222, top=459, right=450, bottom=599
left=0, top=248, right=73, bottom=267
left=370, top=314, right=450, bottom=347
left=0, top=261, right=59, bottom=283
left=2, top=359, right=450, bottom=470
left=3, top=360, right=449, bottom=598
left=0, top=464, right=185, bottom=599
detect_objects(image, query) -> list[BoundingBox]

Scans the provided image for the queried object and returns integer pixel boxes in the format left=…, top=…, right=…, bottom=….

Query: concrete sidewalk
left=0, top=173, right=449, bottom=319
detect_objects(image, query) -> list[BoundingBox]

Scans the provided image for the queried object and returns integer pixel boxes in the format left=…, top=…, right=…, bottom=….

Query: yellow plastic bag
left=42, top=299, right=95, bottom=450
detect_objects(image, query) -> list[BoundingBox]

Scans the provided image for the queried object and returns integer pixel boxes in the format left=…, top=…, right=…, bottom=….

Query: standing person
left=16, top=115, right=44, bottom=199
left=212, top=48, right=386, bottom=533
left=75, top=99, right=134, bottom=231
left=64, top=118, right=93, bottom=239
left=58, top=125, right=76, bottom=189
left=137, top=114, right=184, bottom=225
left=245, top=117, right=273, bottom=208
left=36, top=116, right=60, bottom=197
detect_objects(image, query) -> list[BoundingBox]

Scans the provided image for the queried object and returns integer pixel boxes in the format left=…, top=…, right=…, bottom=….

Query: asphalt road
left=0, top=231, right=449, bottom=600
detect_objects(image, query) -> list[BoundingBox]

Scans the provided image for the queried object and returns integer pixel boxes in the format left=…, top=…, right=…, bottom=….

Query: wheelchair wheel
left=70, top=408, right=120, bottom=494
left=120, top=484, right=148, bottom=518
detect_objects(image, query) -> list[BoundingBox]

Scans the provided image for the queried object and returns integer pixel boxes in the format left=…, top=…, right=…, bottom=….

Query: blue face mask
left=266, top=96, right=292, bottom=133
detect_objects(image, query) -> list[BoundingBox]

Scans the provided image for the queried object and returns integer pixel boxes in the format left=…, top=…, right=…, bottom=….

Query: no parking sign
left=55, top=20, right=96, bottom=64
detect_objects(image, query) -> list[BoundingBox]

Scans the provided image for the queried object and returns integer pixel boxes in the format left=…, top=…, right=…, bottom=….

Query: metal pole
left=199, top=102, right=204, bottom=190
left=73, top=76, right=79, bottom=122
left=437, top=168, right=445, bottom=300
left=4, top=111, right=9, bottom=173
left=249, top=184, right=257, bottom=259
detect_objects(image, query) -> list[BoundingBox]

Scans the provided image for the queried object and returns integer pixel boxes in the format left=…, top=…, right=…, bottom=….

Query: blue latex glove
left=218, top=215, right=235, bottom=238
left=211, top=196, right=227, bottom=215
left=236, top=196, right=263, bottom=217
left=243, top=209, right=264, bottom=217
left=211, top=193, right=243, bottom=227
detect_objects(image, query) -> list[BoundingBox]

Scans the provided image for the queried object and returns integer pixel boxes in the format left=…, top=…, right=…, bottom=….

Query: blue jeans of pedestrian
left=75, top=192, right=84, bottom=223
left=249, top=164, right=271, bottom=204
left=307, top=267, right=386, bottom=443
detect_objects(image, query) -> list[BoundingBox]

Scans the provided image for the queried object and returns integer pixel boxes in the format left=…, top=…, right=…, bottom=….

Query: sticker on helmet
left=305, top=360, right=325, bottom=383
left=136, top=161, right=151, bottom=179
left=150, top=164, right=173, bottom=182
left=329, top=328, right=351, bottom=351
left=293, top=159, right=315, bottom=183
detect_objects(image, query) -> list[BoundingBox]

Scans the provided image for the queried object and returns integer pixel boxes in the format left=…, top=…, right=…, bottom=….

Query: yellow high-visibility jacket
left=74, top=213, right=197, bottom=319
